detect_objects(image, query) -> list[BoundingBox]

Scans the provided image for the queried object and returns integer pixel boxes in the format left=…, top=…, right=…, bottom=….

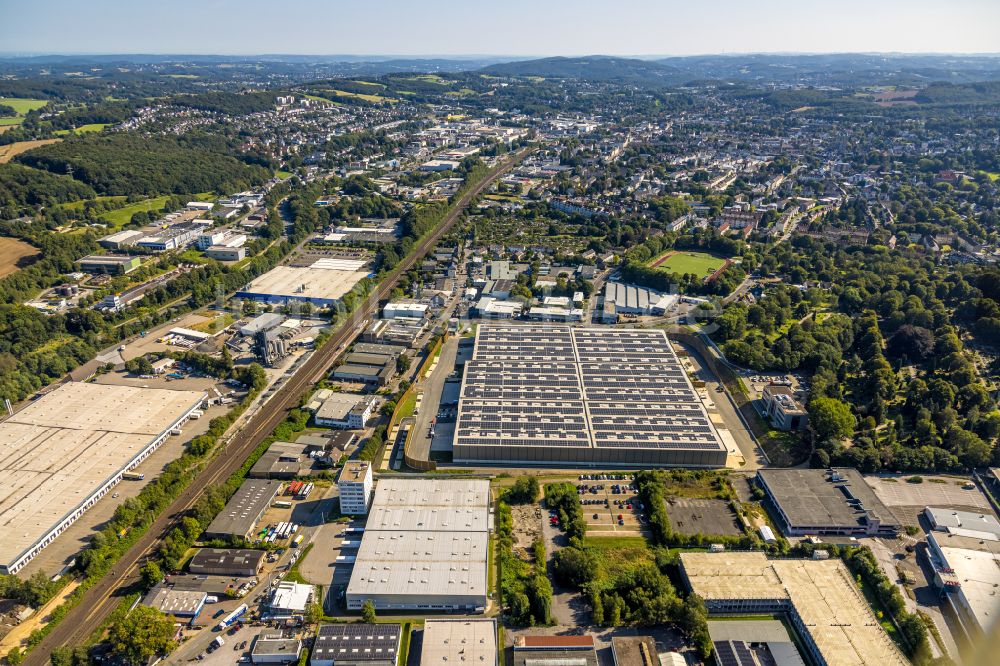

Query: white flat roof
left=0, top=383, right=205, bottom=570
left=240, top=264, right=368, bottom=302
left=928, top=532, right=1000, bottom=633
left=270, top=581, right=313, bottom=612
left=347, top=530, right=488, bottom=599
left=347, top=479, right=491, bottom=604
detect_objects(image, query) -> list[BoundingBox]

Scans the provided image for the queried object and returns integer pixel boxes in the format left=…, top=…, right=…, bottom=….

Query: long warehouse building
left=346, top=478, right=491, bottom=612
left=453, top=325, right=727, bottom=467
left=0, top=382, right=206, bottom=574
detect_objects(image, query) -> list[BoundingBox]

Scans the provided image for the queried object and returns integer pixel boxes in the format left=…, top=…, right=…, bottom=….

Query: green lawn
left=0, top=98, right=49, bottom=126
left=316, top=89, right=397, bottom=104
left=54, top=123, right=108, bottom=136
left=96, top=192, right=214, bottom=230
left=652, top=251, right=727, bottom=276
left=1, top=98, right=49, bottom=115
left=276, top=169, right=294, bottom=180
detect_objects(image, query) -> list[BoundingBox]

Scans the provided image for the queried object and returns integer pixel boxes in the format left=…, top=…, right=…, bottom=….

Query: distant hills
left=480, top=53, right=1000, bottom=87
left=2, top=52, right=1000, bottom=87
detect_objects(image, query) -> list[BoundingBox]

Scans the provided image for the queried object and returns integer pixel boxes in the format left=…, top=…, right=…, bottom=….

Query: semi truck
left=216, top=604, right=247, bottom=631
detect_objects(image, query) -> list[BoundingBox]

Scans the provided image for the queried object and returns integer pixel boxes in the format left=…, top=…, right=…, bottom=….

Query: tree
left=504, top=477, right=540, bottom=504
left=7, top=647, right=23, bottom=666
left=125, top=356, right=154, bottom=376
left=305, top=602, right=323, bottom=625
left=396, top=354, right=411, bottom=374
left=809, top=397, right=856, bottom=441
left=108, top=605, right=176, bottom=665
left=361, top=599, right=377, bottom=623
left=140, top=561, right=163, bottom=590
left=552, top=547, right=598, bottom=587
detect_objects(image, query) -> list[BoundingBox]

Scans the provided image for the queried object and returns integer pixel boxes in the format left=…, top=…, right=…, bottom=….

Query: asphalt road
left=23, top=148, right=533, bottom=666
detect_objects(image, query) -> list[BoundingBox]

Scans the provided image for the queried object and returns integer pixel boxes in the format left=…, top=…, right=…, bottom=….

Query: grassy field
left=0, top=138, right=61, bottom=163
left=54, top=123, right=108, bottom=136
left=276, top=169, right=294, bottom=180
left=0, top=98, right=49, bottom=126
left=0, top=237, right=40, bottom=278
left=94, top=192, right=214, bottom=230
left=651, top=251, right=727, bottom=276
left=316, top=88, right=397, bottom=104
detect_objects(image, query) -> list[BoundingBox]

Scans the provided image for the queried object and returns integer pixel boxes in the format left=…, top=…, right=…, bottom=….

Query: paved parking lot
left=664, top=498, right=742, bottom=536
left=575, top=480, right=646, bottom=537
left=866, top=475, right=990, bottom=510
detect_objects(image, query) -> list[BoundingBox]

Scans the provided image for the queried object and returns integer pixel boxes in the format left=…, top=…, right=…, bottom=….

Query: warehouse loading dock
left=0, top=382, right=206, bottom=575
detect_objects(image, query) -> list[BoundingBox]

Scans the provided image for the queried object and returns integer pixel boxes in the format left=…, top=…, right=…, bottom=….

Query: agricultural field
left=0, top=237, right=41, bottom=278
left=0, top=138, right=61, bottom=163
left=54, top=123, right=109, bottom=136
left=314, top=88, right=397, bottom=104
left=0, top=98, right=48, bottom=126
left=649, top=250, right=727, bottom=277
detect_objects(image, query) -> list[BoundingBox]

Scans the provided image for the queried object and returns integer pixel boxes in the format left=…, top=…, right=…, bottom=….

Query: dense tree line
left=717, top=237, right=1000, bottom=472
left=169, top=91, right=278, bottom=115
left=16, top=133, right=271, bottom=196
left=0, top=163, right=96, bottom=214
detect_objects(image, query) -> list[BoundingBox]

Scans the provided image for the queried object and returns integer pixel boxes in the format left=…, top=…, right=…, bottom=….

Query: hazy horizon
left=2, top=0, right=998, bottom=57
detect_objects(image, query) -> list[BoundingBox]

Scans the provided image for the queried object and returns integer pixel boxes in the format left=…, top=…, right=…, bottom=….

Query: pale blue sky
left=1, top=0, right=998, bottom=56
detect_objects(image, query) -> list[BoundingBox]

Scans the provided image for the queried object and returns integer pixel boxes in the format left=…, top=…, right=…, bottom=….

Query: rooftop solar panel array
left=454, top=325, right=726, bottom=466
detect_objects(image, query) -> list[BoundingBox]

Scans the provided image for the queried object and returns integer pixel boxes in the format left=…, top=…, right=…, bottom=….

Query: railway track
left=23, top=147, right=532, bottom=665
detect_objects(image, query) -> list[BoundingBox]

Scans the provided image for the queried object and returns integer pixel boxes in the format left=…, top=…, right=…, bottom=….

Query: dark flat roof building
left=204, top=479, right=281, bottom=540
left=189, top=548, right=266, bottom=577
left=311, top=623, right=401, bottom=666
left=454, top=325, right=726, bottom=467
left=757, top=468, right=900, bottom=537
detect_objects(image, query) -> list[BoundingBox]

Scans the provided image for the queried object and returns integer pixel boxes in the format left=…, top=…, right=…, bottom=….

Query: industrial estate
left=1, top=24, right=999, bottom=666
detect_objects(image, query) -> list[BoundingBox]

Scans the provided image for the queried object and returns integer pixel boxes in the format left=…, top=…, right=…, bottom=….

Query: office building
left=338, top=461, right=373, bottom=515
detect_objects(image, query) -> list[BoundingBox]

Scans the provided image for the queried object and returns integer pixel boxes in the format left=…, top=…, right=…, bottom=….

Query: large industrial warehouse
left=453, top=325, right=727, bottom=467
left=346, top=479, right=491, bottom=612
left=0, top=382, right=206, bottom=574
left=680, top=552, right=907, bottom=666
left=236, top=258, right=370, bottom=307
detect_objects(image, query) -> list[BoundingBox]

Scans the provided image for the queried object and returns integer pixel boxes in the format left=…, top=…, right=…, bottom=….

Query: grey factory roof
left=757, top=468, right=899, bottom=531
left=204, top=479, right=281, bottom=538
left=453, top=325, right=725, bottom=464
left=0, top=382, right=205, bottom=572
left=346, top=479, right=490, bottom=606
left=315, top=394, right=366, bottom=423
left=313, top=623, right=401, bottom=666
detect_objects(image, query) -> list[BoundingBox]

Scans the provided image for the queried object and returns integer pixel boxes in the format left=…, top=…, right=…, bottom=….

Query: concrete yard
left=663, top=497, right=742, bottom=537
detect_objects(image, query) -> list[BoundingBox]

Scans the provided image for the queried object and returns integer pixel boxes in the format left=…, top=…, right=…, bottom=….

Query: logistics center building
left=345, top=479, right=491, bottom=612
left=453, top=325, right=726, bottom=467
left=0, top=382, right=206, bottom=574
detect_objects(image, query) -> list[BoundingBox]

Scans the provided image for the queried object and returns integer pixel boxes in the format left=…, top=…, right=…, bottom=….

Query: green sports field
left=652, top=251, right=727, bottom=276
